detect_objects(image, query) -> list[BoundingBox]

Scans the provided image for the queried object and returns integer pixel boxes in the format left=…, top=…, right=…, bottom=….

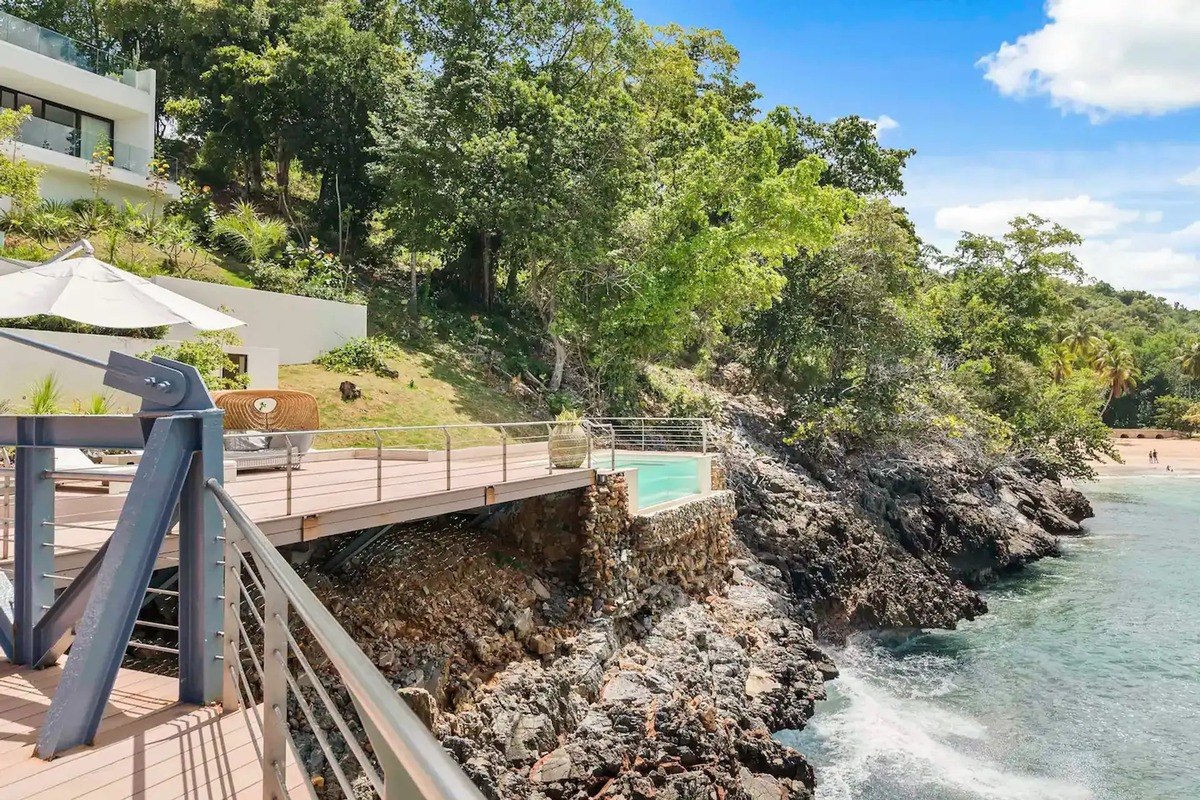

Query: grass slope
left=279, top=345, right=540, bottom=448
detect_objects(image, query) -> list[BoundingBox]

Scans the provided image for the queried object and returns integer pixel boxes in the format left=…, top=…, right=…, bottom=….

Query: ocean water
left=782, top=477, right=1200, bottom=800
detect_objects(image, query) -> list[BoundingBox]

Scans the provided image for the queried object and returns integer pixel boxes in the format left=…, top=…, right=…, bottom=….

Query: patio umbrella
left=0, top=246, right=243, bottom=330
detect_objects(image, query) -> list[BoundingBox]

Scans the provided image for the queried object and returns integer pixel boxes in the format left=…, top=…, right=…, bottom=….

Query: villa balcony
left=0, top=10, right=144, bottom=90
left=16, top=115, right=174, bottom=180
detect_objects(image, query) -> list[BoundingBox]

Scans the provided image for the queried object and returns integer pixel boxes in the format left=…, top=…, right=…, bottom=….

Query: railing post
left=262, top=571, right=290, bottom=800
left=640, top=418, right=646, bottom=451
left=586, top=425, right=593, bottom=469
left=222, top=528, right=242, bottom=713
left=2, top=472, right=11, bottom=561
left=12, top=418, right=54, bottom=665
left=443, top=427, right=451, bottom=490
left=284, top=434, right=293, bottom=516
left=501, top=428, right=508, bottom=483
left=701, top=421, right=708, bottom=454
left=179, top=409, right=226, bottom=704
left=375, top=430, right=383, bottom=502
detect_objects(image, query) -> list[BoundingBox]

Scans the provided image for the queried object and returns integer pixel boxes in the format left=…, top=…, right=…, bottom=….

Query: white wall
left=0, top=327, right=278, bottom=408
left=153, top=277, right=367, bottom=365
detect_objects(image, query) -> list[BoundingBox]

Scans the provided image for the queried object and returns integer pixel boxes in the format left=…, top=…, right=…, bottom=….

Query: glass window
left=15, top=93, right=42, bottom=117
left=43, top=102, right=75, bottom=129
left=1, top=90, right=14, bottom=110
left=79, top=114, right=113, bottom=159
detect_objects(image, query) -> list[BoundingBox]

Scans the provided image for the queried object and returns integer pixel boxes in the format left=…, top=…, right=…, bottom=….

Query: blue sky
left=627, top=0, right=1200, bottom=306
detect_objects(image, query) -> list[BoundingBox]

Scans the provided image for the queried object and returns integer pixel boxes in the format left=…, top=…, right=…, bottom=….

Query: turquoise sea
left=782, top=477, right=1200, bottom=800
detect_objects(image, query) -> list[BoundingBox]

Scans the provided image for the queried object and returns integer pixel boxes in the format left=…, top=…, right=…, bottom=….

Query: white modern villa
left=0, top=11, right=180, bottom=206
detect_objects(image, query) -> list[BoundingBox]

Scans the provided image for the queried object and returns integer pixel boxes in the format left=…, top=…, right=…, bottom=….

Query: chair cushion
left=226, top=431, right=270, bottom=451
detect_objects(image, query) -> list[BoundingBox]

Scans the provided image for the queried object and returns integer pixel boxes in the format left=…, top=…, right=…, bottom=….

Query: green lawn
left=279, top=345, right=543, bottom=449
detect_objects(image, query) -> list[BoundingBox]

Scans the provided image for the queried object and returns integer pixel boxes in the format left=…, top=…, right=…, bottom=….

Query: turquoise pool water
left=613, top=455, right=702, bottom=510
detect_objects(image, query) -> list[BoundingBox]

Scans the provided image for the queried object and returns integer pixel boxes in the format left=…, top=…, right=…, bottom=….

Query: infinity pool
left=613, top=455, right=703, bottom=510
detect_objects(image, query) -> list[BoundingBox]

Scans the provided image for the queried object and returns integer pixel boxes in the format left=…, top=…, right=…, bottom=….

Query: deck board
left=0, top=663, right=309, bottom=800
left=3, top=450, right=597, bottom=577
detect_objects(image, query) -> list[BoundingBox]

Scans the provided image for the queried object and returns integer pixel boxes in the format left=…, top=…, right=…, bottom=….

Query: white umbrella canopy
left=0, top=253, right=243, bottom=331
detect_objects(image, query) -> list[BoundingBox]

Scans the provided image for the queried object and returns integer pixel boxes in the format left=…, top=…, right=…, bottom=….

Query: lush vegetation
left=10, top=0, right=1200, bottom=478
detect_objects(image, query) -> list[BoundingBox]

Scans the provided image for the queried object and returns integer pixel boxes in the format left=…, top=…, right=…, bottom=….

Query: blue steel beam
left=36, top=415, right=196, bottom=758
left=29, top=539, right=111, bottom=667
left=178, top=408, right=225, bottom=704
left=12, top=419, right=55, bottom=666
left=0, top=572, right=13, bottom=660
left=0, top=414, right=145, bottom=449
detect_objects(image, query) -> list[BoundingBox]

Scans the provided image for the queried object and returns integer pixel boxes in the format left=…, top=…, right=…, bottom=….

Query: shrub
left=142, top=328, right=249, bottom=390
left=314, top=337, right=399, bottom=378
left=0, top=314, right=167, bottom=339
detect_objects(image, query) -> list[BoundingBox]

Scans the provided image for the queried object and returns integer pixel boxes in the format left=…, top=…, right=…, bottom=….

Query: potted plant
left=548, top=409, right=588, bottom=468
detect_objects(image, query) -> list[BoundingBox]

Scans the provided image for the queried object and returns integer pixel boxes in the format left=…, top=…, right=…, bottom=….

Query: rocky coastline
left=295, top=403, right=1093, bottom=799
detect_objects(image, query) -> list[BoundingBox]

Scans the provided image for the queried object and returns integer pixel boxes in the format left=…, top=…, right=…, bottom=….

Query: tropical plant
left=88, top=135, right=113, bottom=203
left=1176, top=341, right=1200, bottom=382
left=1060, top=320, right=1101, bottom=358
left=212, top=201, right=288, bottom=264
left=1048, top=342, right=1075, bottom=384
left=150, top=214, right=199, bottom=275
left=1091, top=335, right=1140, bottom=415
left=26, top=374, right=62, bottom=414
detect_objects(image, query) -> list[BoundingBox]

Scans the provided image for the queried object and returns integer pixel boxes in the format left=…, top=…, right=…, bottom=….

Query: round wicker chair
left=213, top=389, right=320, bottom=471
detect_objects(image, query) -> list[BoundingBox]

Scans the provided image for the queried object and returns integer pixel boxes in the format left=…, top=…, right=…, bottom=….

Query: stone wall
left=711, top=454, right=728, bottom=490
left=497, top=472, right=736, bottom=618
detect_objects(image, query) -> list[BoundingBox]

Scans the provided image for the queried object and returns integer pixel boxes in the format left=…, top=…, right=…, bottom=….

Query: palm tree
left=1048, top=342, right=1074, bottom=383
left=1176, top=341, right=1200, bottom=381
left=1092, top=334, right=1139, bottom=415
left=212, top=201, right=288, bottom=264
left=1061, top=320, right=1101, bottom=358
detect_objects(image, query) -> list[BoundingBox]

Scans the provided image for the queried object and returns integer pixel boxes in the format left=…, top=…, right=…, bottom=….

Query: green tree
left=1091, top=334, right=1140, bottom=415
left=1176, top=341, right=1200, bottom=381
left=0, top=106, right=42, bottom=213
left=212, top=201, right=288, bottom=264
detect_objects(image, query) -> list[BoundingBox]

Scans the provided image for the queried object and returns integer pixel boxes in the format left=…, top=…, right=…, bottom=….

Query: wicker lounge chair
left=214, top=389, right=320, bottom=471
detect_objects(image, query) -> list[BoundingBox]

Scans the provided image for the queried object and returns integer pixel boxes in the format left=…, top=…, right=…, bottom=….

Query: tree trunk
left=275, top=137, right=291, bottom=215
left=506, top=259, right=519, bottom=295
left=549, top=333, right=567, bottom=392
left=410, top=251, right=419, bottom=315
left=480, top=231, right=492, bottom=309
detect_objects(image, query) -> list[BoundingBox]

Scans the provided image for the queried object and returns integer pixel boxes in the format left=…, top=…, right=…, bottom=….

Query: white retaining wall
left=152, top=277, right=366, bottom=365
left=0, top=327, right=278, bottom=409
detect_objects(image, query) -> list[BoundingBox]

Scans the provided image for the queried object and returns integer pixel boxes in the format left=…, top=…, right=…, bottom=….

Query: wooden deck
left=2, top=449, right=597, bottom=577
left=0, top=662, right=308, bottom=799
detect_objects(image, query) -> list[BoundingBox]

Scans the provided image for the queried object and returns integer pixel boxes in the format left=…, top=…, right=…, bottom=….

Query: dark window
left=0, top=85, right=116, bottom=160
left=15, top=93, right=42, bottom=117
left=42, top=102, right=75, bottom=129
left=223, top=354, right=249, bottom=384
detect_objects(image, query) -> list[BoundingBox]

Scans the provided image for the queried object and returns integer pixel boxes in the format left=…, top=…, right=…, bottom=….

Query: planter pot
left=549, top=423, right=588, bottom=468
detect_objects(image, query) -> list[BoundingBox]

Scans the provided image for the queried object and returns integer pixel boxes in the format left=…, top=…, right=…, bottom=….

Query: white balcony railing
left=16, top=115, right=153, bottom=177
left=0, top=11, right=144, bottom=89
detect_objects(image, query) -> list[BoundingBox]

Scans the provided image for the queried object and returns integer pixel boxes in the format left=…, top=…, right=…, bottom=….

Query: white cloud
left=873, top=114, right=899, bottom=135
left=1076, top=239, right=1200, bottom=305
left=979, top=0, right=1200, bottom=119
left=934, top=195, right=1147, bottom=237
left=1169, top=220, right=1200, bottom=245
left=1179, top=167, right=1200, bottom=186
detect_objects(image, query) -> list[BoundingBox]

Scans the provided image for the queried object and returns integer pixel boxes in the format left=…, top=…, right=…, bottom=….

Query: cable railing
left=210, top=478, right=484, bottom=799
left=222, top=420, right=617, bottom=516
left=584, top=417, right=712, bottom=454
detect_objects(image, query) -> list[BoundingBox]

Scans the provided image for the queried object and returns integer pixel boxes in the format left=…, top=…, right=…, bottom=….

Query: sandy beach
left=1096, top=436, right=1200, bottom=476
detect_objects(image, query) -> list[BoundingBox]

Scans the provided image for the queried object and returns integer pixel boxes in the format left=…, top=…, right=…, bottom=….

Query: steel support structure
left=12, top=419, right=55, bottom=665
left=36, top=416, right=197, bottom=757
left=178, top=409, right=226, bottom=704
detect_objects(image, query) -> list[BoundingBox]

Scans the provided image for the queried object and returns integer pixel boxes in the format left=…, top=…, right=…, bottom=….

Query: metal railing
left=210, top=479, right=484, bottom=799
left=223, top=420, right=611, bottom=517
left=584, top=417, right=711, bottom=454
left=0, top=10, right=142, bottom=86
